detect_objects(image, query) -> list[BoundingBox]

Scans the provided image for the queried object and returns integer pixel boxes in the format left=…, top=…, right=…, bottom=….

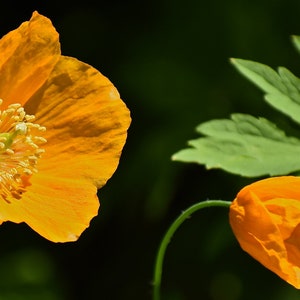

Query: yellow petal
left=25, top=55, right=131, bottom=188
left=0, top=173, right=99, bottom=242
left=0, top=11, right=60, bottom=106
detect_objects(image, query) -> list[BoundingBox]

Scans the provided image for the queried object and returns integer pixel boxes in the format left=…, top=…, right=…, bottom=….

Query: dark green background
left=1, top=1, right=300, bottom=299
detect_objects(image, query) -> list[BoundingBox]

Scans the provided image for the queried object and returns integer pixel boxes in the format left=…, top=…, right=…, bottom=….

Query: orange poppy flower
left=0, top=11, right=131, bottom=242
left=230, top=176, right=300, bottom=288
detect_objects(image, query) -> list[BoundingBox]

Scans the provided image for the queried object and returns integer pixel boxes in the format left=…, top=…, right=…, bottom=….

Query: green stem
left=152, top=200, right=231, bottom=300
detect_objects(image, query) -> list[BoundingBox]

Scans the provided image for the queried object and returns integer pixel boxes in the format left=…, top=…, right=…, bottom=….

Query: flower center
left=0, top=100, right=46, bottom=203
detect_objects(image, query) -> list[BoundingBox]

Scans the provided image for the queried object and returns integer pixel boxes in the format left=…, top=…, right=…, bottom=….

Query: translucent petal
left=0, top=11, right=60, bottom=106
left=0, top=173, right=99, bottom=242
left=26, top=56, right=131, bottom=188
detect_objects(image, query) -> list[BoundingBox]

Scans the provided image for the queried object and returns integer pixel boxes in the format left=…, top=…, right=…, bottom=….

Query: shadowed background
left=0, top=1, right=300, bottom=299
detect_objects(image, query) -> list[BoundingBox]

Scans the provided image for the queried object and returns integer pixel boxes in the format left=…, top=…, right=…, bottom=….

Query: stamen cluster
left=0, top=100, right=46, bottom=203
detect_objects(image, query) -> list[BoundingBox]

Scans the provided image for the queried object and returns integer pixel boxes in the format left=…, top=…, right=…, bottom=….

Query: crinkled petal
left=25, top=55, right=131, bottom=188
left=242, top=176, right=300, bottom=202
left=0, top=173, right=99, bottom=242
left=230, top=176, right=300, bottom=288
left=0, top=11, right=60, bottom=106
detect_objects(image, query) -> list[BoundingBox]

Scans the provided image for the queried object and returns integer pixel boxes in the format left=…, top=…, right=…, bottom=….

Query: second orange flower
left=230, top=176, right=300, bottom=288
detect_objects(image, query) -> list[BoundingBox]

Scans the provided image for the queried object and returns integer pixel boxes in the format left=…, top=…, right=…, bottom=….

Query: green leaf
left=231, top=58, right=300, bottom=125
left=172, top=114, right=300, bottom=177
left=291, top=35, right=300, bottom=54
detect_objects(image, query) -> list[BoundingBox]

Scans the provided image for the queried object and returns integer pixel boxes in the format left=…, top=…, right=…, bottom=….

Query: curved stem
left=152, top=200, right=231, bottom=300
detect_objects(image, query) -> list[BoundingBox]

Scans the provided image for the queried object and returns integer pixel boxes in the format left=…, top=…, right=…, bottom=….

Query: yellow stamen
left=0, top=99, right=46, bottom=203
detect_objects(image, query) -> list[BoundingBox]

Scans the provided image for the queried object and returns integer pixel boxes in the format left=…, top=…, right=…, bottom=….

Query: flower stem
left=152, top=200, right=231, bottom=300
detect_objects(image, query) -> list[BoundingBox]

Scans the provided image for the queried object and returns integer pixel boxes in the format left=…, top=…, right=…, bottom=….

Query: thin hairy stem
left=152, top=200, right=231, bottom=300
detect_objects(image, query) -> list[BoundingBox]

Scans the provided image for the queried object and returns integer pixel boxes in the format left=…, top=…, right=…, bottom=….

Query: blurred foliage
left=0, top=0, right=300, bottom=299
left=0, top=247, right=63, bottom=300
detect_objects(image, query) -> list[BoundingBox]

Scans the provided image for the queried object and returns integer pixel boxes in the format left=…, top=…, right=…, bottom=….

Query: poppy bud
left=230, top=176, right=300, bottom=288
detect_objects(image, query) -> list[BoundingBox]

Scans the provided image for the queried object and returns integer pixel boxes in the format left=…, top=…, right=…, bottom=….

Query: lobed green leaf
left=231, top=58, right=300, bottom=125
left=172, top=114, right=300, bottom=177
